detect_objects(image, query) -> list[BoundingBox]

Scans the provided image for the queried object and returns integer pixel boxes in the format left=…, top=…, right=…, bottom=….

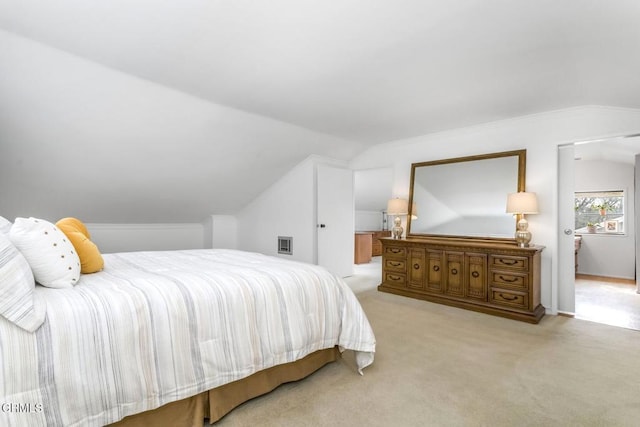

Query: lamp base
left=392, top=216, right=403, bottom=239
left=515, top=217, right=532, bottom=248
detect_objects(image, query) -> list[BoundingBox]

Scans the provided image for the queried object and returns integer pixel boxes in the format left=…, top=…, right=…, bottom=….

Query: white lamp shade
left=387, top=198, right=409, bottom=215
left=506, top=192, right=539, bottom=214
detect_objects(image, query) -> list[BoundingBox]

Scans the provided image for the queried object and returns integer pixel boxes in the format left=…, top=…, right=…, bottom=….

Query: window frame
left=574, top=190, right=625, bottom=236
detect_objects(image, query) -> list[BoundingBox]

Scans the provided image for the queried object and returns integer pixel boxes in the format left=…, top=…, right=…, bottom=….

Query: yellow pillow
left=55, top=217, right=104, bottom=274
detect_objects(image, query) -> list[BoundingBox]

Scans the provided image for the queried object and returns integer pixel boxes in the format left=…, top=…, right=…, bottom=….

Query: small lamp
left=506, top=192, right=539, bottom=248
left=387, top=198, right=409, bottom=239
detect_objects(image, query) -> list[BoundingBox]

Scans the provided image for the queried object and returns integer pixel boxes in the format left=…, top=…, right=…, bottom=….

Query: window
left=574, top=191, right=624, bottom=234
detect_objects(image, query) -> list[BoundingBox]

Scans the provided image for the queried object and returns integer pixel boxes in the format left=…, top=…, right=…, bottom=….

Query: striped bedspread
left=0, top=249, right=376, bottom=426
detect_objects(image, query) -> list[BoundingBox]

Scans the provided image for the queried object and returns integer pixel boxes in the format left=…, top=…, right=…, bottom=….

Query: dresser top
left=381, top=237, right=544, bottom=253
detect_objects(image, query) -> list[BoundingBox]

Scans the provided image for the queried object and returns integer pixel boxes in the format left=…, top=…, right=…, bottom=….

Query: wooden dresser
left=354, top=233, right=373, bottom=264
left=371, top=230, right=392, bottom=256
left=354, top=230, right=392, bottom=264
left=378, top=237, right=544, bottom=323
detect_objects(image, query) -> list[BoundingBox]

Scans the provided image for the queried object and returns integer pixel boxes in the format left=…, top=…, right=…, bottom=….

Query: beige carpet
left=214, top=290, right=640, bottom=426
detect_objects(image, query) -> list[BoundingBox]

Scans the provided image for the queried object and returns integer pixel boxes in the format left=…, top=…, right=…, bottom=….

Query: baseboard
left=557, top=311, right=575, bottom=318
left=575, top=274, right=636, bottom=285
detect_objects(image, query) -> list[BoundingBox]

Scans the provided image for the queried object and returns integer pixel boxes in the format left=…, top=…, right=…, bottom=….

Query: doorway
left=559, top=135, right=640, bottom=330
left=344, top=168, right=392, bottom=294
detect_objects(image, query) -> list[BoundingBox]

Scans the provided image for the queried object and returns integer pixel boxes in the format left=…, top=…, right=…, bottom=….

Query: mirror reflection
left=408, top=150, right=525, bottom=239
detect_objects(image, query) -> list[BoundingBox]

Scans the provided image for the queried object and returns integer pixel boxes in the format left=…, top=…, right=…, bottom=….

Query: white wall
left=354, top=168, right=393, bottom=211
left=349, top=105, right=640, bottom=314
left=354, top=167, right=391, bottom=231
left=575, top=159, right=635, bottom=279
left=203, top=215, right=238, bottom=249
left=84, top=216, right=237, bottom=255
left=90, top=215, right=240, bottom=254
left=355, top=211, right=385, bottom=231
left=236, top=157, right=317, bottom=263
left=236, top=155, right=350, bottom=268
left=87, top=223, right=204, bottom=254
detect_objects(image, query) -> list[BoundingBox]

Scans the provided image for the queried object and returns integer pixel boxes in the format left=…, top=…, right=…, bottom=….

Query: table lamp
left=506, top=192, right=538, bottom=247
left=387, top=198, right=409, bottom=239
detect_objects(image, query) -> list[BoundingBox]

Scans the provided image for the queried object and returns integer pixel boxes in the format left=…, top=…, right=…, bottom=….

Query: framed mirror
left=407, top=150, right=526, bottom=241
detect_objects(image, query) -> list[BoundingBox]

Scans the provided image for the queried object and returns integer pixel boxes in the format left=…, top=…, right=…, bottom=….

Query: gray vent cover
left=278, top=236, right=292, bottom=255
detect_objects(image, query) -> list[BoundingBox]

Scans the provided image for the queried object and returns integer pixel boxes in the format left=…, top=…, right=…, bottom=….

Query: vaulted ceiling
left=1, top=1, right=639, bottom=222
left=2, top=0, right=640, bottom=142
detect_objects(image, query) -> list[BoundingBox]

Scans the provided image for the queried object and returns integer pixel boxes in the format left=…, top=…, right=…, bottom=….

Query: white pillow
left=9, top=217, right=80, bottom=288
left=0, top=233, right=46, bottom=332
left=0, top=216, right=11, bottom=235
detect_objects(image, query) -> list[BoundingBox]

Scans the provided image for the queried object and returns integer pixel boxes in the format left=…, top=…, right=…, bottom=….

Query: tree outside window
left=574, top=191, right=624, bottom=234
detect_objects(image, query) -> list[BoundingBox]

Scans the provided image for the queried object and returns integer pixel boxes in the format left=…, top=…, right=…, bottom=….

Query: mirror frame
left=407, top=149, right=526, bottom=242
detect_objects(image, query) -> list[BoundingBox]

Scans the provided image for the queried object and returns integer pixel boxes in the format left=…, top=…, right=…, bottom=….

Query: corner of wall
left=203, top=215, right=238, bottom=250
left=236, top=156, right=317, bottom=262
left=202, top=216, right=214, bottom=248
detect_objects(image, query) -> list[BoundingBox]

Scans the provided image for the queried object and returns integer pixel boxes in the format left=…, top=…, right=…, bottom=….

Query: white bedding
left=0, top=249, right=375, bottom=426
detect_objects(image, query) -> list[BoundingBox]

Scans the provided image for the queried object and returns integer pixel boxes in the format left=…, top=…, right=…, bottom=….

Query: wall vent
left=278, top=236, right=293, bottom=255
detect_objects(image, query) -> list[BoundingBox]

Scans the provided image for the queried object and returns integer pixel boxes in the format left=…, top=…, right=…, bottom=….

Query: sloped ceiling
left=1, top=1, right=640, bottom=223
left=574, top=135, right=640, bottom=165
left=354, top=168, right=393, bottom=211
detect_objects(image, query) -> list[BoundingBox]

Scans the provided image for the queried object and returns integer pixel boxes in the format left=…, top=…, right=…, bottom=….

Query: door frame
left=556, top=143, right=576, bottom=314
left=556, top=133, right=640, bottom=314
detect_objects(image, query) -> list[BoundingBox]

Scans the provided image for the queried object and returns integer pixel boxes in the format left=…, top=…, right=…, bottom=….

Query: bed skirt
left=109, top=347, right=340, bottom=426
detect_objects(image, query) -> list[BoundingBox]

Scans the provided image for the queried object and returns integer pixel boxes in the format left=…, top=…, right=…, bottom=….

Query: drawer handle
left=413, top=263, right=420, bottom=270
left=389, top=275, right=402, bottom=281
left=499, top=275, right=519, bottom=283
left=433, top=265, right=440, bottom=272
left=390, top=248, right=402, bottom=254
left=451, top=268, right=458, bottom=275
left=499, top=293, right=519, bottom=301
left=471, top=271, right=480, bottom=278
left=390, top=262, right=402, bottom=267
left=499, top=259, right=519, bottom=266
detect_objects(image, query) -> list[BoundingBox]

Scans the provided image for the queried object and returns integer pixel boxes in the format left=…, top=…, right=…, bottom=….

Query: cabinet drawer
left=491, top=271, right=528, bottom=290
left=384, top=272, right=406, bottom=287
left=385, top=259, right=406, bottom=272
left=490, top=255, right=528, bottom=271
left=372, top=241, right=383, bottom=257
left=490, top=289, right=529, bottom=310
left=384, top=246, right=407, bottom=257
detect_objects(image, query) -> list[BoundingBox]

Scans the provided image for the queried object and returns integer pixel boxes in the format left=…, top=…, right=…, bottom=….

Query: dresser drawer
left=372, top=241, right=383, bottom=257
left=490, top=289, right=529, bottom=310
left=490, top=255, right=528, bottom=271
left=384, top=246, right=407, bottom=257
left=385, top=259, right=406, bottom=272
left=491, top=271, right=528, bottom=290
left=384, top=272, right=406, bottom=288
left=379, top=238, right=544, bottom=323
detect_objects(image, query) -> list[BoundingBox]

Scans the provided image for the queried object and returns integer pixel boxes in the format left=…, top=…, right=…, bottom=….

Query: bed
left=0, top=247, right=376, bottom=426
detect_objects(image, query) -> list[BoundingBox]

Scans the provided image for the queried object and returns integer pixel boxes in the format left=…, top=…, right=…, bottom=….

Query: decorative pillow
left=56, top=217, right=104, bottom=274
left=9, top=217, right=80, bottom=288
left=0, top=216, right=11, bottom=235
left=0, top=233, right=46, bottom=332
